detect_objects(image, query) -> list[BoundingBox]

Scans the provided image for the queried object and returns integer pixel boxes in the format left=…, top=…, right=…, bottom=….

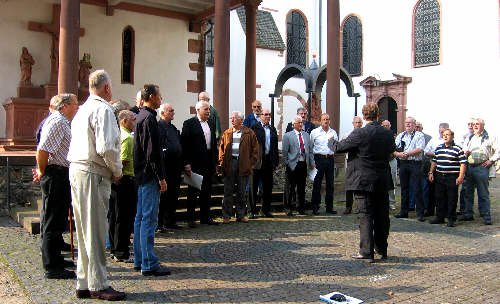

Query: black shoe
left=201, top=219, right=219, bottom=225
left=286, top=211, right=294, bottom=217
left=133, top=266, right=141, bottom=272
left=142, top=267, right=171, bottom=276
left=249, top=213, right=258, bottom=219
left=458, top=215, right=474, bottom=221
left=417, top=216, right=425, bottom=222
left=326, top=209, right=338, bottom=215
left=76, top=289, right=90, bottom=299
left=165, top=224, right=183, bottom=230
left=351, top=253, right=375, bottom=263
left=429, top=218, right=445, bottom=224
left=298, top=210, right=307, bottom=215
left=394, top=213, right=408, bottom=218
left=187, top=221, right=197, bottom=228
left=408, top=207, right=416, bottom=212
left=45, top=269, right=76, bottom=279
left=483, top=218, right=492, bottom=225
left=447, top=220, right=456, bottom=227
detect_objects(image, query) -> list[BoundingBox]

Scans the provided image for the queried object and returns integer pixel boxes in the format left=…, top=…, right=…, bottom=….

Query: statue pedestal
left=43, top=83, right=58, bottom=100
left=18, top=86, right=45, bottom=99
left=0, top=90, right=50, bottom=151
left=78, top=87, right=89, bottom=104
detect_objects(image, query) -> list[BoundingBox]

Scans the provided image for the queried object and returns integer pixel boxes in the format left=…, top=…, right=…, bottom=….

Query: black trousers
left=434, top=172, right=459, bottom=221
left=187, top=166, right=213, bottom=222
left=285, top=161, right=307, bottom=212
left=354, top=191, right=390, bottom=258
left=253, top=154, right=274, bottom=214
left=399, top=161, right=424, bottom=217
left=311, top=156, right=334, bottom=211
left=159, top=170, right=182, bottom=227
left=346, top=190, right=354, bottom=210
left=108, top=175, right=137, bottom=259
left=40, top=165, right=71, bottom=271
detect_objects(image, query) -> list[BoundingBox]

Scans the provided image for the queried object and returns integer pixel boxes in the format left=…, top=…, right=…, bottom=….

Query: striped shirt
left=38, top=111, right=71, bottom=167
left=232, top=129, right=242, bottom=157
left=432, top=142, right=467, bottom=174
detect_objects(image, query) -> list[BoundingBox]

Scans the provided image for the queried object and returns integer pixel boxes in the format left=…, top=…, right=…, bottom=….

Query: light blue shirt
left=395, top=130, right=425, bottom=161
left=261, top=122, right=271, bottom=155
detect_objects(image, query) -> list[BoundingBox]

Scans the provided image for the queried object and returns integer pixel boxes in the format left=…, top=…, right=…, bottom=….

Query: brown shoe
left=223, top=218, right=230, bottom=224
left=237, top=217, right=249, bottom=223
left=343, top=207, right=352, bottom=215
left=90, top=287, right=126, bottom=301
left=76, top=289, right=90, bottom=299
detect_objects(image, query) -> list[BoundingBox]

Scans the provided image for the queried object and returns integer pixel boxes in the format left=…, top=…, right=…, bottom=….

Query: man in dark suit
left=157, top=103, right=183, bottom=231
left=282, top=115, right=315, bottom=216
left=243, top=100, right=262, bottom=128
left=251, top=108, right=279, bottom=218
left=285, top=107, right=316, bottom=134
left=330, top=102, right=395, bottom=262
left=181, top=100, right=218, bottom=227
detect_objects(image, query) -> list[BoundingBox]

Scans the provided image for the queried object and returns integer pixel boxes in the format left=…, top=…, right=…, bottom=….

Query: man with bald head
left=157, top=103, right=183, bottom=230
left=243, top=100, right=262, bottom=128
left=342, top=116, right=363, bottom=214
left=198, top=91, right=221, bottom=141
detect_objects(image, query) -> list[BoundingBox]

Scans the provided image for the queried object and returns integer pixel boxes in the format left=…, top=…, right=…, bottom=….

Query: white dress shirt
left=294, top=129, right=305, bottom=161
left=198, top=115, right=211, bottom=149
left=310, top=126, right=338, bottom=155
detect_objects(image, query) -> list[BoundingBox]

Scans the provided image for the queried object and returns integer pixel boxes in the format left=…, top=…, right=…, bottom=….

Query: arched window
left=122, top=26, right=135, bottom=84
left=286, top=10, right=307, bottom=67
left=413, top=0, right=441, bottom=67
left=341, top=15, right=362, bottom=76
left=204, top=19, right=214, bottom=67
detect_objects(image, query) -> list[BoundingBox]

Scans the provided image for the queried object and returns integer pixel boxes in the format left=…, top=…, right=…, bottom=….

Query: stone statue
left=49, top=33, right=59, bottom=84
left=78, top=53, right=92, bottom=89
left=20, top=47, right=35, bottom=86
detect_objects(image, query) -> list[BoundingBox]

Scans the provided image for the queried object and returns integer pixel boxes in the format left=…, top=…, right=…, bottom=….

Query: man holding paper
left=181, top=100, right=218, bottom=227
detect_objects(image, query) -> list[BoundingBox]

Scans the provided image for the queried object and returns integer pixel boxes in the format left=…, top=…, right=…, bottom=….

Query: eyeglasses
left=262, top=113, right=271, bottom=116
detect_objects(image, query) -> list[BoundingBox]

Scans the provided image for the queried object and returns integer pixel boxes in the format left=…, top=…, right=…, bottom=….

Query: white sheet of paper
left=308, top=168, right=318, bottom=181
left=183, top=172, right=203, bottom=190
left=320, top=291, right=363, bottom=304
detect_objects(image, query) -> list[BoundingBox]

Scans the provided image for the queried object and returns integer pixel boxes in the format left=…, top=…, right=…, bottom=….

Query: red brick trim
left=188, top=39, right=203, bottom=53
left=187, top=80, right=201, bottom=93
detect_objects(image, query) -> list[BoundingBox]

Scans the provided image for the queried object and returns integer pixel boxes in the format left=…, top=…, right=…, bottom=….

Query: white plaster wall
left=0, top=0, right=199, bottom=137
left=0, top=0, right=54, bottom=137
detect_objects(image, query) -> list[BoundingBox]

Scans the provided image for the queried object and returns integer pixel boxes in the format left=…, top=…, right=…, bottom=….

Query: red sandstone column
left=58, top=0, right=80, bottom=95
left=244, top=0, right=259, bottom=116
left=214, top=0, right=230, bottom=130
left=326, top=0, right=340, bottom=133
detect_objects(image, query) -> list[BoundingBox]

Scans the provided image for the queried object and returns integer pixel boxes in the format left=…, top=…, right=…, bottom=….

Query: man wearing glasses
left=460, top=118, right=499, bottom=225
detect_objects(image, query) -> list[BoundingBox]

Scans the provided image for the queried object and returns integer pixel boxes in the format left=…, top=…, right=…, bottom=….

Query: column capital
left=243, top=0, right=262, bottom=10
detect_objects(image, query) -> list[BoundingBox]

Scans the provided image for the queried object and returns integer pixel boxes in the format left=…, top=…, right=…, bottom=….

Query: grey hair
left=161, top=103, right=172, bottom=114
left=195, top=100, right=210, bottom=111
left=382, top=119, right=391, bottom=126
left=89, top=69, right=110, bottom=91
left=53, top=93, right=76, bottom=111
left=118, top=110, right=134, bottom=123
left=230, top=111, right=244, bottom=120
left=438, top=122, right=449, bottom=129
left=474, top=118, right=485, bottom=125
left=198, top=91, right=210, bottom=100
left=406, top=116, right=416, bottom=124
left=112, top=100, right=130, bottom=113
left=293, top=115, right=303, bottom=123
left=296, top=107, right=307, bottom=114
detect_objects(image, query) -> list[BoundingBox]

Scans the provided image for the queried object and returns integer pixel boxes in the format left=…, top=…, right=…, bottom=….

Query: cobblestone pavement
left=0, top=179, right=498, bottom=304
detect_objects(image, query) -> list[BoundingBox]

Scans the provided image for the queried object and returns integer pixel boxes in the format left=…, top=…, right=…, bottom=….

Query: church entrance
left=378, top=97, right=397, bottom=134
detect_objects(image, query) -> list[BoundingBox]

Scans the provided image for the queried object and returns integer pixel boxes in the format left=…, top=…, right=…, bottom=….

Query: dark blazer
left=243, top=112, right=260, bottom=128
left=251, top=122, right=279, bottom=169
left=331, top=122, right=396, bottom=192
left=158, top=119, right=183, bottom=176
left=181, top=116, right=217, bottom=173
left=286, top=121, right=316, bottom=134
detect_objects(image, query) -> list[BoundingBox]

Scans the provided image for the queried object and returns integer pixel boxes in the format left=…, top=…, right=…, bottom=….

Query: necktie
left=298, top=133, right=305, bottom=155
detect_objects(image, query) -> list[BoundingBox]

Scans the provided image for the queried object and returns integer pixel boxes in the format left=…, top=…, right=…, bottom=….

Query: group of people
left=33, top=68, right=498, bottom=300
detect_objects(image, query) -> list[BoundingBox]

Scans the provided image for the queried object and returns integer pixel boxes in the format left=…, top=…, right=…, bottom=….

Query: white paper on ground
left=183, top=172, right=203, bottom=190
left=319, top=291, right=363, bottom=304
left=308, top=168, right=318, bottom=181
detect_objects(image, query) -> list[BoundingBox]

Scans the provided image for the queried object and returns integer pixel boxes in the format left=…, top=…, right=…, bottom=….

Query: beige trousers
left=69, top=167, right=111, bottom=291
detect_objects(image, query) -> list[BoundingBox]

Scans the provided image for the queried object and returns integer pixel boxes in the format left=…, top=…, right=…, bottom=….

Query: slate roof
left=236, top=7, right=286, bottom=51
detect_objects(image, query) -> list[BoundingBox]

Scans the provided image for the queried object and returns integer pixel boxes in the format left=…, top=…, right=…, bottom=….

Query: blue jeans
left=463, top=165, right=491, bottom=220
left=133, top=180, right=160, bottom=271
left=409, top=175, right=429, bottom=210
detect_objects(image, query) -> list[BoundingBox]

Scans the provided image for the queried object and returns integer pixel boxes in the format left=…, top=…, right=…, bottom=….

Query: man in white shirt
left=67, top=70, right=125, bottom=301
left=310, top=113, right=338, bottom=215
